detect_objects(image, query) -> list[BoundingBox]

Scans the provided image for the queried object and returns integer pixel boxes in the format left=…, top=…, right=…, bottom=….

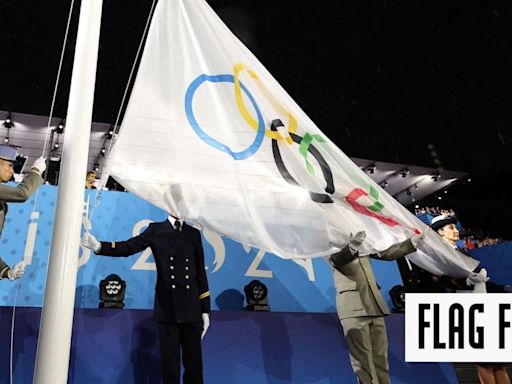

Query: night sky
left=0, top=0, right=511, bottom=237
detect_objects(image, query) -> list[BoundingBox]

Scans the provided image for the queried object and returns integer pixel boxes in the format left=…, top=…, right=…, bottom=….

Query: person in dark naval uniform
left=81, top=214, right=210, bottom=384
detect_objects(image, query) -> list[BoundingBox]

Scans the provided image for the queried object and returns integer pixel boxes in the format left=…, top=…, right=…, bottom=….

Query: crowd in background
left=414, top=206, right=456, bottom=217
left=414, top=206, right=507, bottom=249
left=462, top=234, right=505, bottom=249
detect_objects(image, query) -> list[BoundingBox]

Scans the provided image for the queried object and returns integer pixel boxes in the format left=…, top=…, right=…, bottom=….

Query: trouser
left=341, top=316, right=390, bottom=384
left=157, top=321, right=203, bottom=384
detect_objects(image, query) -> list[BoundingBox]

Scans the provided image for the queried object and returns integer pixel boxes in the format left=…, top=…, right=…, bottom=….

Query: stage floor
left=0, top=307, right=458, bottom=383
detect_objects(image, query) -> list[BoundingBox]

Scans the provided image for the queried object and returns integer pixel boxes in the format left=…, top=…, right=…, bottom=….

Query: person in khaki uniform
left=0, top=144, right=45, bottom=281
left=327, top=231, right=424, bottom=384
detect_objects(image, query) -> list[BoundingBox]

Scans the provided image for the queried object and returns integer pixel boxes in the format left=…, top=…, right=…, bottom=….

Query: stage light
left=3, top=113, right=13, bottom=128
left=106, top=125, right=115, bottom=139
left=365, top=163, right=376, bottom=174
left=400, top=168, right=410, bottom=178
left=389, top=285, right=405, bottom=313
left=99, top=273, right=126, bottom=309
left=56, top=120, right=65, bottom=134
left=431, top=171, right=442, bottom=181
left=243, top=280, right=270, bottom=311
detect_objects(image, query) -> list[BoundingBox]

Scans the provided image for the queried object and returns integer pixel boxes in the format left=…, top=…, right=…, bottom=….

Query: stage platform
left=0, top=307, right=458, bottom=383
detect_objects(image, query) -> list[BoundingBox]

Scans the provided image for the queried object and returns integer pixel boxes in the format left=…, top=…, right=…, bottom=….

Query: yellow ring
left=233, top=63, right=296, bottom=143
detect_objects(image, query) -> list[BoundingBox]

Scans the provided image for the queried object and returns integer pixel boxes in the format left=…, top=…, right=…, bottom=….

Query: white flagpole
left=33, top=0, right=103, bottom=382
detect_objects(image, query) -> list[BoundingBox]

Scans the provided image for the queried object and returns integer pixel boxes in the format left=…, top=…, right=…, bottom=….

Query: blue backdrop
left=0, top=185, right=403, bottom=312
left=469, top=242, right=512, bottom=285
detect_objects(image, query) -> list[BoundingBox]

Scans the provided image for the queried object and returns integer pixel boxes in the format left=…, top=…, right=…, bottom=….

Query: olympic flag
left=102, top=0, right=478, bottom=276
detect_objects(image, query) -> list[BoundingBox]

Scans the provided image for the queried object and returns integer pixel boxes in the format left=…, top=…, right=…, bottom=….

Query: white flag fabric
left=102, top=0, right=478, bottom=277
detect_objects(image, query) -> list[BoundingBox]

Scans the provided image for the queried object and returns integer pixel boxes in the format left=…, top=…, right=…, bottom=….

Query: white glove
left=31, top=157, right=47, bottom=174
left=472, top=282, right=487, bottom=293
left=201, top=313, right=210, bottom=340
left=410, top=232, right=426, bottom=248
left=466, top=268, right=490, bottom=286
left=348, top=231, right=366, bottom=253
left=7, top=261, right=26, bottom=281
left=81, top=233, right=101, bottom=252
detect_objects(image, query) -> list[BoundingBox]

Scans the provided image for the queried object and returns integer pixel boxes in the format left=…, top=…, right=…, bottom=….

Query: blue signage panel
left=0, top=185, right=403, bottom=312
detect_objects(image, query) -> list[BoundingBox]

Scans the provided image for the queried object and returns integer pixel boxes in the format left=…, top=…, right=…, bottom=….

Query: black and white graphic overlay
left=405, top=294, right=512, bottom=362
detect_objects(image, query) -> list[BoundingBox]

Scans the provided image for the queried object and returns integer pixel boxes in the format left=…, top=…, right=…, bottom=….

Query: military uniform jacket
left=330, top=239, right=415, bottom=320
left=97, top=220, right=210, bottom=323
left=0, top=171, right=43, bottom=272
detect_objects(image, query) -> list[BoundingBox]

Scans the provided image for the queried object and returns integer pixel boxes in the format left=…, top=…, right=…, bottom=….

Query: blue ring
left=185, top=74, right=265, bottom=160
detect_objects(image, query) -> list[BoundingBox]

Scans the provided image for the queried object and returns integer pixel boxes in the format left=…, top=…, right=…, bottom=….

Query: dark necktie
left=174, top=220, right=181, bottom=232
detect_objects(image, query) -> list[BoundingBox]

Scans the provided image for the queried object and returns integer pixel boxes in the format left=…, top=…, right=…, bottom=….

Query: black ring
left=270, top=119, right=334, bottom=203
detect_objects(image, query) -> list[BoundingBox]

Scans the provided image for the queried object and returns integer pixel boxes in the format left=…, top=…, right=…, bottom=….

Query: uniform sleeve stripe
left=199, top=291, right=210, bottom=300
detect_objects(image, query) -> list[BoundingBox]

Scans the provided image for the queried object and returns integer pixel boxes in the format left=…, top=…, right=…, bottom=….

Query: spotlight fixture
left=56, top=120, right=65, bottom=134
left=430, top=171, right=442, bottom=181
left=106, top=125, right=115, bottom=139
left=389, top=285, right=406, bottom=313
left=400, top=168, right=410, bottom=178
left=99, top=274, right=126, bottom=309
left=366, top=163, right=376, bottom=174
left=243, top=280, right=270, bottom=311
left=3, top=113, right=13, bottom=129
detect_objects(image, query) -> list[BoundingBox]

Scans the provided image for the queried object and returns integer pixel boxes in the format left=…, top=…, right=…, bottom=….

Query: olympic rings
left=270, top=119, right=335, bottom=203
left=185, top=73, right=265, bottom=160
left=184, top=68, right=419, bottom=233
left=234, top=63, right=296, bottom=143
